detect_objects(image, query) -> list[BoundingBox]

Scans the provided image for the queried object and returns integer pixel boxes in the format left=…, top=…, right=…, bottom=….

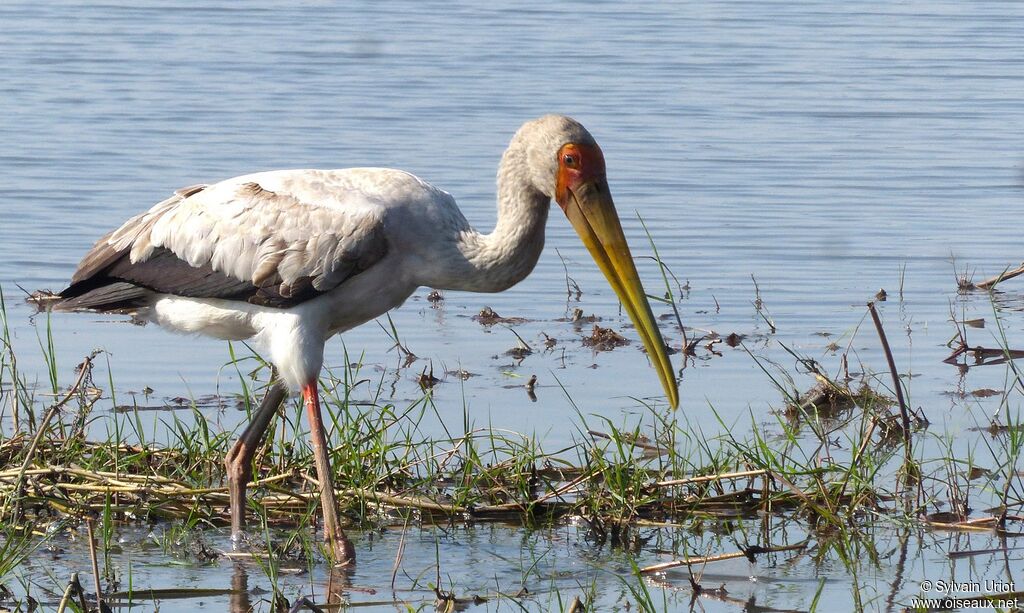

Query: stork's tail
left=46, top=280, right=154, bottom=314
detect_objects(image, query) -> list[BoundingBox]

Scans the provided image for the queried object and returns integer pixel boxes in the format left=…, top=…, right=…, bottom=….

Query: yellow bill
left=555, top=142, right=679, bottom=409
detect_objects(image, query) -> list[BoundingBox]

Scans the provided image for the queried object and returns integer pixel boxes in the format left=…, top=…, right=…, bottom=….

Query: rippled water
left=2, top=1, right=1024, bottom=611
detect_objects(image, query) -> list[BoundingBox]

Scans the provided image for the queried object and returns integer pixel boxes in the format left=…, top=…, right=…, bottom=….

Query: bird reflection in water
left=228, top=563, right=349, bottom=612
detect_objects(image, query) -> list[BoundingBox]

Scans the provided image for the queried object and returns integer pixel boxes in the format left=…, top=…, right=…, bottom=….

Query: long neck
left=443, top=147, right=550, bottom=293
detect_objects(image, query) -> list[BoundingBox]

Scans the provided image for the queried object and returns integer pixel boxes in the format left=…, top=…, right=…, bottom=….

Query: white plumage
left=131, top=169, right=446, bottom=388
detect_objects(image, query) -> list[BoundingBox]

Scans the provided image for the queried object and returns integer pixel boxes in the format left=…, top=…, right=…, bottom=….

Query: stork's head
left=512, top=115, right=679, bottom=409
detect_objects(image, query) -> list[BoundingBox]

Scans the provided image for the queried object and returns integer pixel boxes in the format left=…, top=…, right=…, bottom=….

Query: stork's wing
left=59, top=176, right=389, bottom=311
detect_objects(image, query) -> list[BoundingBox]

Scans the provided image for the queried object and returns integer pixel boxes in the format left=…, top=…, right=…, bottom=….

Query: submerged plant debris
left=471, top=307, right=527, bottom=326
left=581, top=325, right=629, bottom=351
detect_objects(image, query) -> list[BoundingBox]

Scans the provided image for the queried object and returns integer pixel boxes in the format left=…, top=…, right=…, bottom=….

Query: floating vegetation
left=582, top=324, right=629, bottom=351
left=559, top=307, right=599, bottom=325
left=445, top=368, right=476, bottom=381
left=471, top=307, right=526, bottom=326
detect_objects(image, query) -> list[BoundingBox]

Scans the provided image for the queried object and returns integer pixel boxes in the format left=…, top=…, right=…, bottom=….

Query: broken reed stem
left=287, top=597, right=325, bottom=613
left=86, top=518, right=103, bottom=612
left=9, top=349, right=20, bottom=434
left=1, top=356, right=92, bottom=519
left=854, top=417, right=880, bottom=469
left=975, top=263, right=1024, bottom=290
left=639, top=541, right=807, bottom=574
left=925, top=514, right=1024, bottom=532
left=533, top=471, right=592, bottom=504
left=654, top=469, right=766, bottom=489
left=866, top=302, right=912, bottom=468
left=57, top=572, right=89, bottom=613
left=769, top=469, right=835, bottom=517
left=56, top=573, right=78, bottom=613
left=344, top=488, right=467, bottom=514
left=391, top=515, right=410, bottom=591
left=55, top=573, right=91, bottom=613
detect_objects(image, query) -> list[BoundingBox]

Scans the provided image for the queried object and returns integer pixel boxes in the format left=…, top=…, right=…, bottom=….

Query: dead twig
left=867, top=303, right=913, bottom=473
left=639, top=541, right=807, bottom=574
left=86, top=518, right=106, bottom=612
left=56, top=573, right=82, bottom=613
left=287, top=597, right=325, bottom=613
left=391, top=514, right=409, bottom=591
left=975, top=262, right=1024, bottom=290
left=948, top=345, right=1024, bottom=367
left=924, top=513, right=1024, bottom=532
left=344, top=488, right=467, bottom=514
left=654, top=469, right=766, bottom=489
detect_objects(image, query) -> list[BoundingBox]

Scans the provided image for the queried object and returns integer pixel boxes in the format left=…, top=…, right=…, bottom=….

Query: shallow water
left=2, top=1, right=1024, bottom=611
left=19, top=518, right=1022, bottom=612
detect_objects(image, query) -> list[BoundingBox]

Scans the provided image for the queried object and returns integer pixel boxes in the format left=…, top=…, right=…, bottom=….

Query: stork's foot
left=226, top=454, right=251, bottom=549
left=329, top=531, right=356, bottom=567
left=321, top=507, right=355, bottom=565
left=229, top=528, right=251, bottom=552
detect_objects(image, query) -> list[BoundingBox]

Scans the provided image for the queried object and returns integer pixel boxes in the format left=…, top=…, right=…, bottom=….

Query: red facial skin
left=555, top=143, right=607, bottom=209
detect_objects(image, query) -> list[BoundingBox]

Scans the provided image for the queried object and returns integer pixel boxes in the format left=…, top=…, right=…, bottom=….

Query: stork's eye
left=562, top=153, right=578, bottom=167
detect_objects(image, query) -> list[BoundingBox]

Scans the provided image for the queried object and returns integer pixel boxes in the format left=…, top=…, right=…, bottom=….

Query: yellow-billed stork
left=57, top=115, right=679, bottom=565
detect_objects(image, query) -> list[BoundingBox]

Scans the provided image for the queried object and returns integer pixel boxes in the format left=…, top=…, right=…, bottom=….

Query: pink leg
left=302, top=381, right=355, bottom=565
